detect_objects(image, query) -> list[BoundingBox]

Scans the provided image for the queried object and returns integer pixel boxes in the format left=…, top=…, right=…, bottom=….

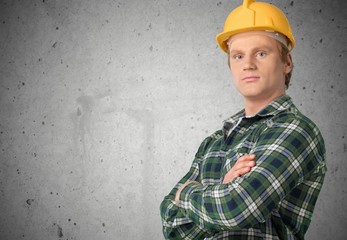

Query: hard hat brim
left=216, top=27, right=295, bottom=53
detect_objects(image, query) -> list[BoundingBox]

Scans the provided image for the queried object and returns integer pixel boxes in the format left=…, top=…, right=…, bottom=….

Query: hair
left=227, top=41, right=294, bottom=89
left=278, top=42, right=293, bottom=89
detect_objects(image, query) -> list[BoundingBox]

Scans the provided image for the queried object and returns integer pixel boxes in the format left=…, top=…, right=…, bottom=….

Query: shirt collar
left=223, top=95, right=293, bottom=137
left=256, top=95, right=293, bottom=117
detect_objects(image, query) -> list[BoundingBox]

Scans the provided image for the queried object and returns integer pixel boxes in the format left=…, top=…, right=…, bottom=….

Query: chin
left=238, top=90, right=262, bottom=99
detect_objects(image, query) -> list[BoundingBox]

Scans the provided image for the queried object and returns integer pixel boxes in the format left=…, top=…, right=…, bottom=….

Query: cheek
left=276, top=62, right=288, bottom=77
left=263, top=62, right=283, bottom=76
left=230, top=71, right=240, bottom=86
left=229, top=65, right=240, bottom=78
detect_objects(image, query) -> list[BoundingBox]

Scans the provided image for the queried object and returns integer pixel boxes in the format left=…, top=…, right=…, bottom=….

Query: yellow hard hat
left=216, top=0, right=296, bottom=52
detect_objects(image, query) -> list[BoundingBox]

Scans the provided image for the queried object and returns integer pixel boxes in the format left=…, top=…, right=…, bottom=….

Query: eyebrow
left=229, top=45, right=273, bottom=54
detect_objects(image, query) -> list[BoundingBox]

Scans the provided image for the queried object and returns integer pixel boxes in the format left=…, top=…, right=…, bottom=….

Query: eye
left=232, top=54, right=243, bottom=60
left=256, top=51, right=267, bottom=58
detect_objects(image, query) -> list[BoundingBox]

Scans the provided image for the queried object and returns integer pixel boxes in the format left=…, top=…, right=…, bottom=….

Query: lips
left=242, top=76, right=260, bottom=81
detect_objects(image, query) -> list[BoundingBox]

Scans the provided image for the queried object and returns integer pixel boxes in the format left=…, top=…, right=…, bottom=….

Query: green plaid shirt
left=160, top=95, right=326, bottom=239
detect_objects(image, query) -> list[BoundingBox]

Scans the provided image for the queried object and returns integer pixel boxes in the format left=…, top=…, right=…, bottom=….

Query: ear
left=284, top=53, right=293, bottom=74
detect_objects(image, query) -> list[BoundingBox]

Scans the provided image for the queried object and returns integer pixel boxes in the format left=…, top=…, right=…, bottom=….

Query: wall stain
left=52, top=223, right=63, bottom=238
left=70, top=95, right=94, bottom=160
left=26, top=199, right=34, bottom=205
left=57, top=225, right=63, bottom=238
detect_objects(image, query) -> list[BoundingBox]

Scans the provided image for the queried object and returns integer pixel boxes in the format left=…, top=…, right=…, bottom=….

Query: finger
left=237, top=154, right=256, bottom=162
left=223, top=172, right=238, bottom=184
left=223, top=169, right=239, bottom=183
left=223, top=167, right=252, bottom=184
left=233, top=159, right=256, bottom=171
left=235, top=167, right=252, bottom=176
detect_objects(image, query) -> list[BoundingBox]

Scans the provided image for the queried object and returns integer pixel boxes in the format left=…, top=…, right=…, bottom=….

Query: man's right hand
left=222, top=154, right=256, bottom=184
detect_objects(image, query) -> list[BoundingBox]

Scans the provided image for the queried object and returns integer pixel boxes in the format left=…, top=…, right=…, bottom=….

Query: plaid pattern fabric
left=160, top=95, right=327, bottom=239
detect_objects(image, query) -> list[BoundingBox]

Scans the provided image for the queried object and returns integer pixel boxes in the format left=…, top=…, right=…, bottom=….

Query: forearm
left=160, top=156, right=210, bottom=238
left=175, top=180, right=202, bottom=206
left=177, top=178, right=265, bottom=231
left=160, top=181, right=212, bottom=239
left=160, top=134, right=217, bottom=236
left=160, top=197, right=209, bottom=239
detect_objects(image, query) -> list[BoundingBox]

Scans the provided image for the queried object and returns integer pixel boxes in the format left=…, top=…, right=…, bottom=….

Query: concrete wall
left=0, top=0, right=346, bottom=239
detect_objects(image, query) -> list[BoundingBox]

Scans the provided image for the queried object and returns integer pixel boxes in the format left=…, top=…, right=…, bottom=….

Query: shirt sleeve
left=160, top=134, right=218, bottom=239
left=177, top=117, right=326, bottom=232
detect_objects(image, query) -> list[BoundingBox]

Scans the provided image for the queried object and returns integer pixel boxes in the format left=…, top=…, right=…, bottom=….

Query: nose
left=243, top=56, right=256, bottom=71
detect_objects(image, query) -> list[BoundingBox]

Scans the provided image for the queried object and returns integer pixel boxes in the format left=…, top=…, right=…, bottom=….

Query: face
left=228, top=33, right=292, bottom=102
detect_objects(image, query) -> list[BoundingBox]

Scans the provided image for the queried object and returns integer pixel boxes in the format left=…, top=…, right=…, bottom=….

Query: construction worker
left=160, top=0, right=326, bottom=239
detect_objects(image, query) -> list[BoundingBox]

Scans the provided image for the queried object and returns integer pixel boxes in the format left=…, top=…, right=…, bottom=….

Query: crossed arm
left=160, top=119, right=325, bottom=239
left=160, top=151, right=260, bottom=239
left=174, top=154, right=256, bottom=206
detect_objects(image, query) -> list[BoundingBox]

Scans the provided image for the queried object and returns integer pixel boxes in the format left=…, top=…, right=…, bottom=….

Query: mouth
left=242, top=76, right=260, bottom=82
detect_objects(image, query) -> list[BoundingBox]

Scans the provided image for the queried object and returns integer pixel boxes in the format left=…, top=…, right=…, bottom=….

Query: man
left=160, top=0, right=326, bottom=239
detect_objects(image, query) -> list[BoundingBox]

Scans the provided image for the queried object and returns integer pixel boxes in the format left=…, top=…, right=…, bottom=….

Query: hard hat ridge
left=243, top=0, right=256, bottom=8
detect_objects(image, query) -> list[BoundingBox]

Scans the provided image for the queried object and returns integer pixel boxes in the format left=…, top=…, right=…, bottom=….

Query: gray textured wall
left=0, top=0, right=346, bottom=239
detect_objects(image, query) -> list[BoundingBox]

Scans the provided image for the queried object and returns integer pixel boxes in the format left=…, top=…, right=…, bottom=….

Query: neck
left=244, top=93, right=285, bottom=116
